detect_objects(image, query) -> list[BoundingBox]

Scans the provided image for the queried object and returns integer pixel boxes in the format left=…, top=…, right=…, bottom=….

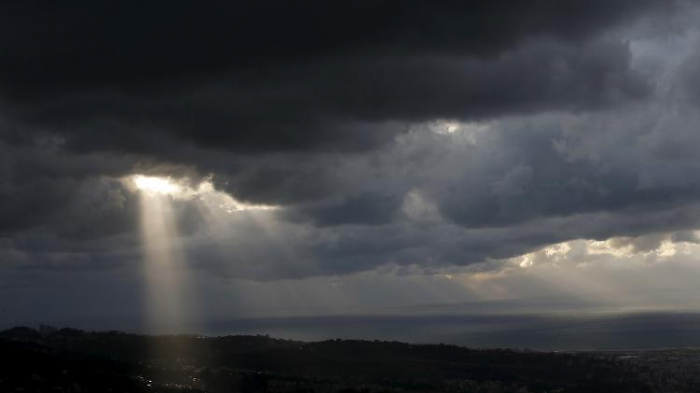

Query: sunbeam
left=136, top=178, right=194, bottom=334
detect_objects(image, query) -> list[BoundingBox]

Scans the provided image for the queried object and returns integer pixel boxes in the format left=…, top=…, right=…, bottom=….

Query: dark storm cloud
left=285, top=193, right=402, bottom=227
left=0, top=136, right=137, bottom=234
left=0, top=0, right=664, bottom=154
left=2, top=0, right=660, bottom=89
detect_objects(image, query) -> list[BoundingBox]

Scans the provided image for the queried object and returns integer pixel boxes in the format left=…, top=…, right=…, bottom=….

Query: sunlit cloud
left=128, top=174, right=278, bottom=210
left=195, top=181, right=278, bottom=213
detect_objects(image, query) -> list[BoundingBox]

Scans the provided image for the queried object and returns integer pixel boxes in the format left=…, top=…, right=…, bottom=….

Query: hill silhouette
left=1, top=326, right=698, bottom=392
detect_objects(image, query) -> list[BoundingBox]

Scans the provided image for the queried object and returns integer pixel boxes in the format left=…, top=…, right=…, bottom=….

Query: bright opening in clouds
left=132, top=175, right=183, bottom=197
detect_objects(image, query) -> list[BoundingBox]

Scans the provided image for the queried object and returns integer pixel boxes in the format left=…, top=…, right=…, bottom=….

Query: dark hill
left=0, top=326, right=694, bottom=392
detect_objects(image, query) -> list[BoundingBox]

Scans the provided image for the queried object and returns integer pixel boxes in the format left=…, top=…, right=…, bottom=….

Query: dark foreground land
left=1, top=327, right=700, bottom=393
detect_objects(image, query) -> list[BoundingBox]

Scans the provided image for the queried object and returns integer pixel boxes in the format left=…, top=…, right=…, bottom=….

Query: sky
left=4, top=1, right=700, bottom=342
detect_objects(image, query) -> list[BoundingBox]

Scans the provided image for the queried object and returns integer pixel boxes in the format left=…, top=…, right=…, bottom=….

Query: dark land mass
left=1, top=326, right=699, bottom=393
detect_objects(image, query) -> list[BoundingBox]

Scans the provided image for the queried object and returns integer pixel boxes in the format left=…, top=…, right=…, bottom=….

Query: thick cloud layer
left=1, top=0, right=664, bottom=153
left=2, top=0, right=700, bottom=284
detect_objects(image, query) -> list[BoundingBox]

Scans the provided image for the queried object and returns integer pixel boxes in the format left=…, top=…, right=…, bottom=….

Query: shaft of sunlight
left=139, top=191, right=193, bottom=334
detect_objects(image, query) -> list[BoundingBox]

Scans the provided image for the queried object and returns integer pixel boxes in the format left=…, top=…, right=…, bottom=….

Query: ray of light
left=138, top=185, right=195, bottom=334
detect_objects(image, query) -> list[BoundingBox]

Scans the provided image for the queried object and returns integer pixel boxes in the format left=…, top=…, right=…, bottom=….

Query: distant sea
left=8, top=304, right=700, bottom=351
left=200, top=311, right=700, bottom=351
